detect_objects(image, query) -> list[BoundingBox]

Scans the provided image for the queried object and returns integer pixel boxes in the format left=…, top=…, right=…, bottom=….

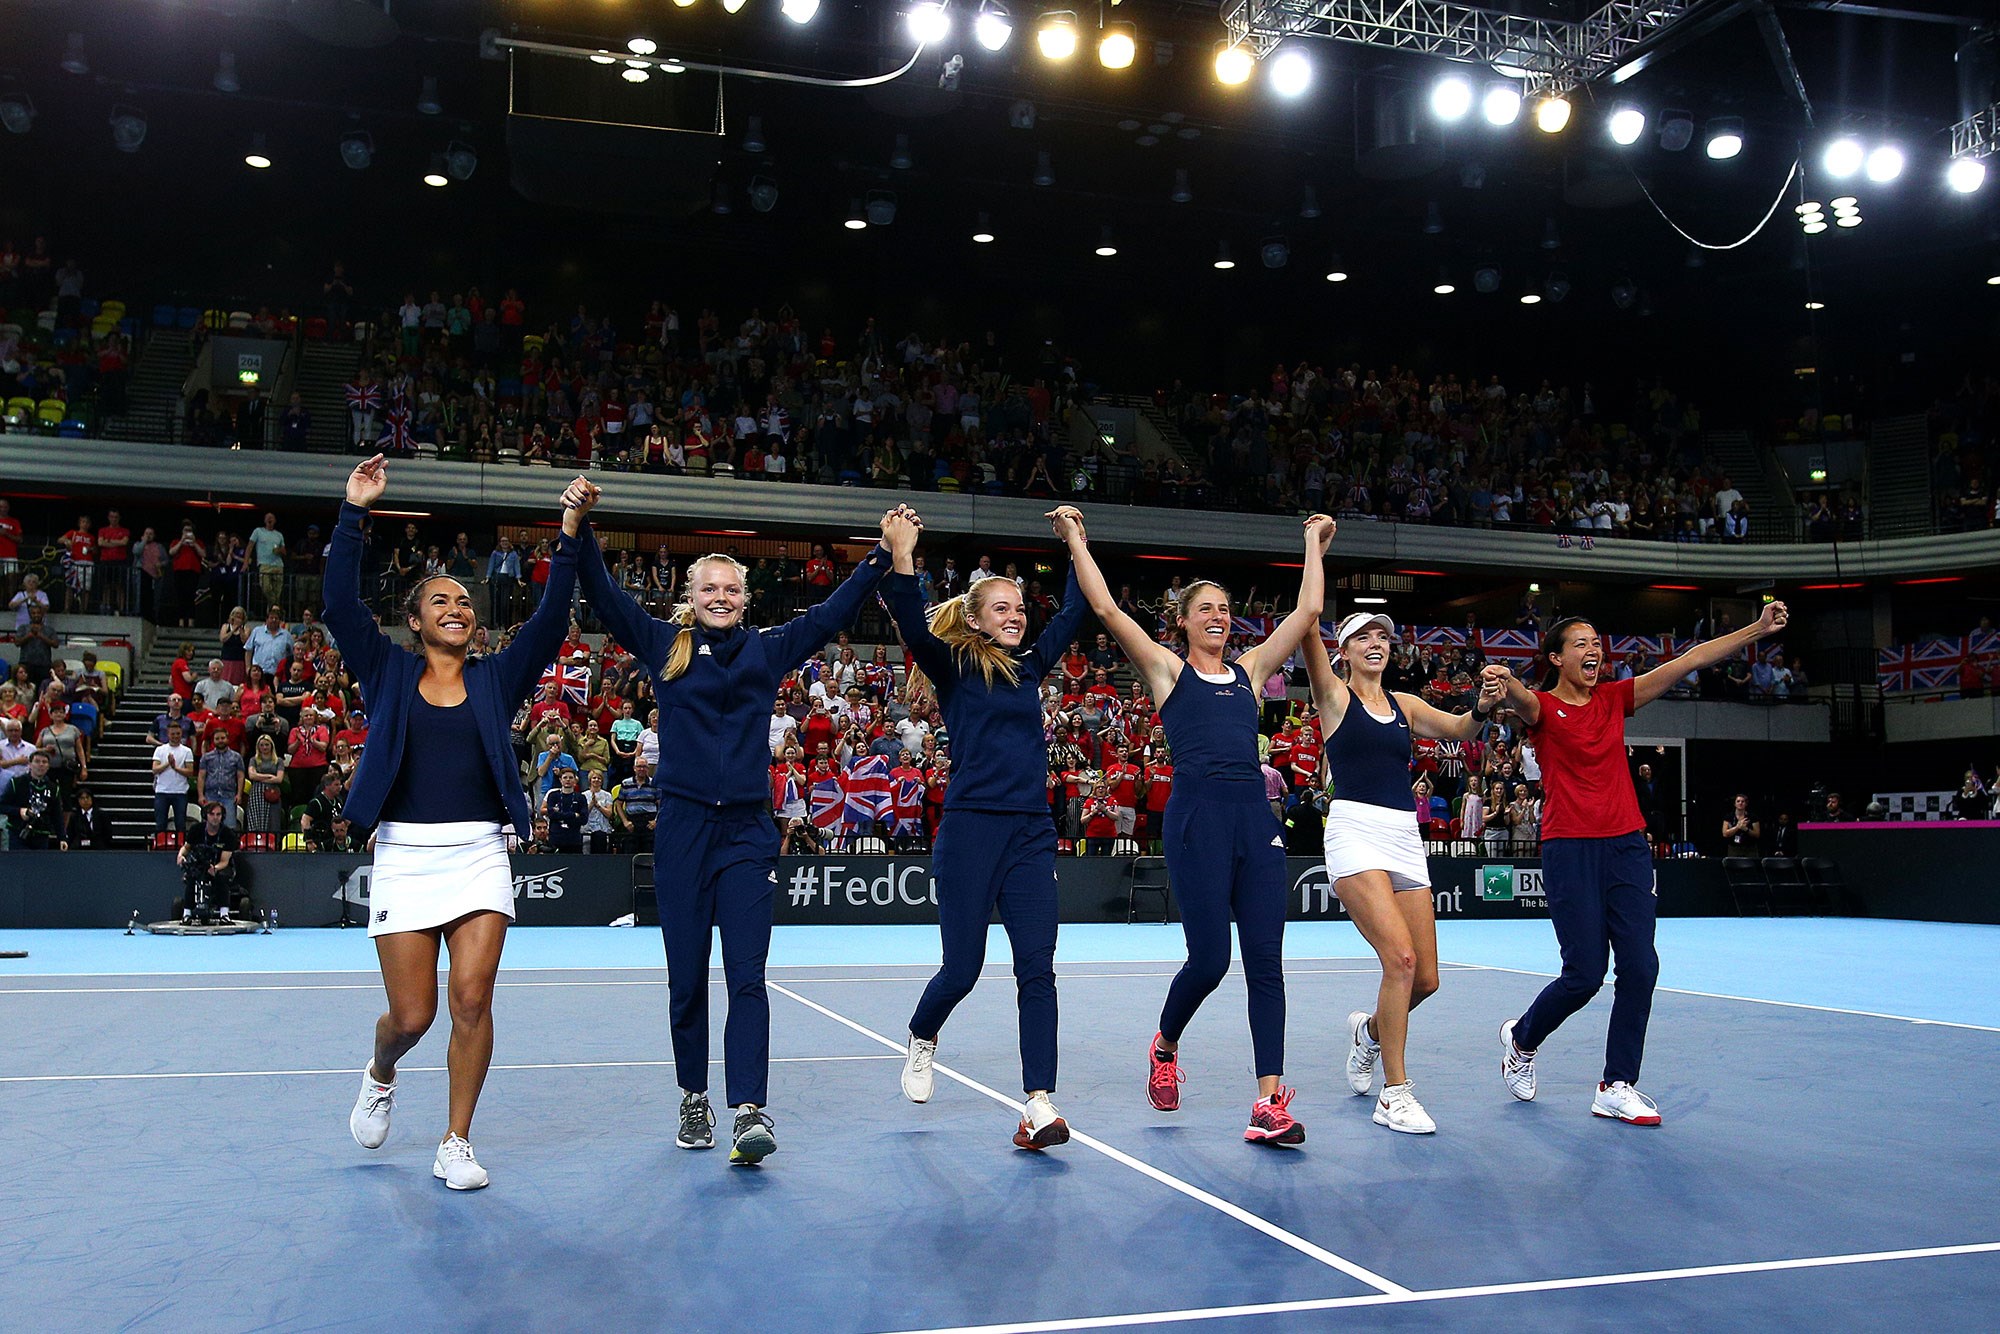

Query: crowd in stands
left=1929, top=372, right=2000, bottom=533
left=0, top=232, right=133, bottom=434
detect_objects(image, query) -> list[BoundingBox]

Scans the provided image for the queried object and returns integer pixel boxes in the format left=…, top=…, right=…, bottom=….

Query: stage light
left=1099, top=22, right=1137, bottom=70
left=1520, top=292, right=1541, bottom=305
left=1836, top=214, right=1862, bottom=227
left=1164, top=167, right=1190, bottom=204
left=744, top=116, right=767, bottom=153
left=590, top=52, right=617, bottom=65
left=1830, top=196, right=1858, bottom=210
left=214, top=51, right=241, bottom=95
left=1611, top=279, right=1638, bottom=309
left=1214, top=43, right=1252, bottom=86
left=1431, top=75, right=1472, bottom=121
left=423, top=168, right=449, bottom=188
left=1473, top=263, right=1501, bottom=293
left=108, top=104, right=146, bottom=153
left=1482, top=82, right=1521, bottom=126
left=781, top=0, right=820, bottom=24
left=891, top=132, right=913, bottom=169
left=906, top=3, right=950, bottom=45
left=627, top=37, right=658, bottom=56
left=417, top=75, right=443, bottom=116
left=711, top=182, right=733, bottom=215
left=1544, top=270, right=1571, bottom=303
left=674, top=0, right=696, bottom=7
left=1325, top=252, right=1348, bottom=282
left=622, top=67, right=649, bottom=83
left=1299, top=186, right=1321, bottom=219
left=1033, top=150, right=1054, bottom=186
left=1095, top=225, right=1118, bottom=257
left=1261, top=237, right=1290, bottom=269
left=1541, top=216, right=1560, bottom=250
left=1658, top=109, right=1693, bottom=152
left=1037, top=11, right=1080, bottom=60
left=866, top=190, right=897, bottom=226
left=1822, top=137, right=1863, bottom=178
left=1534, top=94, right=1571, bottom=134
left=0, top=94, right=37, bottom=136
left=1423, top=200, right=1444, bottom=235
left=1608, top=103, right=1645, bottom=145
left=244, top=133, right=271, bottom=170
left=972, top=211, right=995, bottom=243
left=1269, top=49, right=1311, bottom=98
left=1948, top=158, right=1987, bottom=194
left=749, top=176, right=779, bottom=212
left=844, top=199, right=867, bottom=229
left=1805, top=301, right=1825, bottom=310
left=1988, top=275, right=2000, bottom=286
left=445, top=141, right=477, bottom=181
left=1864, top=145, right=1903, bottom=183
left=1704, top=117, right=1743, bottom=160
left=61, top=33, right=89, bottom=76
left=1212, top=241, right=1235, bottom=271
left=338, top=131, right=372, bottom=169
left=1433, top=279, right=1456, bottom=295
left=974, top=2, right=1013, bottom=51
left=1794, top=202, right=1820, bottom=215
left=1802, top=221, right=1827, bottom=234
left=724, top=0, right=749, bottom=12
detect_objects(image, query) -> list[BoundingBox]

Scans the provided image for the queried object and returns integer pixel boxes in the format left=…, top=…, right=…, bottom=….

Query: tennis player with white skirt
left=1305, top=611, right=1502, bottom=1134
left=329, top=456, right=595, bottom=1190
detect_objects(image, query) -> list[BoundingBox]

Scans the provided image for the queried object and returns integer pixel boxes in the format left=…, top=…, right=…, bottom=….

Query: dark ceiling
left=1, top=0, right=1995, bottom=410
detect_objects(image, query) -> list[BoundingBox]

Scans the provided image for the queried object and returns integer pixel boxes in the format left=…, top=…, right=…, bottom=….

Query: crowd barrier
left=0, top=852, right=1733, bottom=929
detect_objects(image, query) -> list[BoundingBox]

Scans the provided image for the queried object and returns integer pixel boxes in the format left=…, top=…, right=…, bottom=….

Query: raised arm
left=764, top=512, right=904, bottom=672
left=1047, top=507, right=1183, bottom=702
left=321, top=459, right=398, bottom=683
left=557, top=481, right=672, bottom=677
left=494, top=478, right=597, bottom=705
left=1480, top=662, right=1542, bottom=727
left=1027, top=566, right=1089, bottom=679
left=1634, top=600, right=1788, bottom=709
left=1302, top=629, right=1349, bottom=730
left=1394, top=685, right=1499, bottom=741
left=1236, top=515, right=1335, bottom=687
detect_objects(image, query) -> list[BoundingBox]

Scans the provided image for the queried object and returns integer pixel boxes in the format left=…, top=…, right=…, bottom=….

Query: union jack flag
left=771, top=769, right=801, bottom=813
left=539, top=661, right=590, bottom=708
left=842, top=755, right=893, bottom=827
left=1411, top=626, right=1466, bottom=649
left=809, top=774, right=845, bottom=829
left=1229, top=615, right=1275, bottom=644
left=1877, top=637, right=1963, bottom=692
left=1608, top=634, right=1671, bottom=664
left=1476, top=629, right=1540, bottom=663
left=378, top=404, right=413, bottom=455
left=344, top=381, right=382, bottom=414
left=1969, top=628, right=2000, bottom=660
left=889, top=770, right=925, bottom=833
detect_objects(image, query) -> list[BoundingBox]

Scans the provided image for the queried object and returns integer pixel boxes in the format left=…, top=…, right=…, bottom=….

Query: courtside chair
left=1722, top=856, right=1769, bottom=915
left=1800, top=856, right=1846, bottom=913
left=1127, top=855, right=1171, bottom=923
left=1761, top=857, right=1815, bottom=914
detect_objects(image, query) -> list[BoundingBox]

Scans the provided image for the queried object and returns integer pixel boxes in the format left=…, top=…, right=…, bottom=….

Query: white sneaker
left=1591, top=1081, right=1662, bottom=1126
left=901, top=1035, right=937, bottom=1104
left=1012, top=1092, right=1070, bottom=1151
left=1345, top=1010, right=1380, bottom=1095
left=433, top=1134, right=490, bottom=1190
left=1372, top=1080, right=1437, bottom=1134
left=348, top=1064, right=395, bottom=1149
left=1501, top=1020, right=1537, bottom=1102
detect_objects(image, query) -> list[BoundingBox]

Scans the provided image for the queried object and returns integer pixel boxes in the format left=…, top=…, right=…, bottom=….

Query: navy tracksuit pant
left=1157, top=792, right=1290, bottom=1078
left=1515, top=832, right=1661, bottom=1084
left=655, top=797, right=779, bottom=1108
left=908, top=811, right=1060, bottom=1093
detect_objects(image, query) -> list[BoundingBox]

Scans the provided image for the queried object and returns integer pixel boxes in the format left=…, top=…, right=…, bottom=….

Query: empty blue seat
left=176, top=306, right=201, bottom=329
left=152, top=304, right=177, bottom=327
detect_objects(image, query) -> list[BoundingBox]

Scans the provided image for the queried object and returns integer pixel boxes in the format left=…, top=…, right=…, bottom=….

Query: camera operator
left=177, top=801, right=240, bottom=921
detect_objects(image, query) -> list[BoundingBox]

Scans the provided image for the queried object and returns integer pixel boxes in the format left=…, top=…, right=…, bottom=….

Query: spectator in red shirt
left=1060, top=642, right=1089, bottom=694
left=95, top=509, right=131, bottom=615
left=1103, top=742, right=1142, bottom=840
left=526, top=680, right=572, bottom=731
left=0, top=498, right=20, bottom=575
left=1081, top=780, right=1118, bottom=855
left=804, top=544, right=835, bottom=603
left=1140, top=753, right=1173, bottom=850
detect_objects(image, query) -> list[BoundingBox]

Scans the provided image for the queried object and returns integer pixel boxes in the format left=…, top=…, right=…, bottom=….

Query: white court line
left=0, top=956, right=1385, bottom=980
left=1446, top=960, right=2000, bottom=1035
left=0, top=966, right=1441, bottom=997
left=874, top=1240, right=2000, bottom=1334
left=767, top=980, right=1409, bottom=1299
left=0, top=1054, right=901, bottom=1084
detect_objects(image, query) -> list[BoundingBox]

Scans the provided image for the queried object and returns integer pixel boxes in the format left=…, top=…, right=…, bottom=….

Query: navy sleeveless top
left=1323, top=691, right=1414, bottom=812
left=380, top=693, right=510, bottom=825
left=1157, top=661, right=1264, bottom=802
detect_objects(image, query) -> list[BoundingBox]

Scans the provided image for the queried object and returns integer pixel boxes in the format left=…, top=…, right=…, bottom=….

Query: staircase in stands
left=101, top=328, right=193, bottom=446
left=87, top=634, right=192, bottom=843
left=295, top=338, right=364, bottom=454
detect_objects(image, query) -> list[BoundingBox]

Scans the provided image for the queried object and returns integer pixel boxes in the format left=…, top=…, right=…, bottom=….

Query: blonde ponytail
left=659, top=553, right=750, bottom=681
left=924, top=578, right=1023, bottom=689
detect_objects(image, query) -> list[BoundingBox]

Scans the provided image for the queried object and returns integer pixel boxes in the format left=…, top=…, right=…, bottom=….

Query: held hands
left=345, top=454, right=388, bottom=508
left=1477, top=667, right=1506, bottom=712
left=561, top=476, right=601, bottom=537
left=1303, top=513, right=1336, bottom=555
left=1045, top=505, right=1086, bottom=544
left=1755, top=600, right=1789, bottom=637
left=880, top=505, right=923, bottom=560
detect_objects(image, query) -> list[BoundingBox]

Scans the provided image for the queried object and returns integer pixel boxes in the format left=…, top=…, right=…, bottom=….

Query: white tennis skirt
left=369, top=821, right=516, bottom=937
left=1322, top=800, right=1432, bottom=893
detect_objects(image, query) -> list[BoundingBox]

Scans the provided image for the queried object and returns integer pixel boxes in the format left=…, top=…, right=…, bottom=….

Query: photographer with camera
left=176, top=802, right=240, bottom=922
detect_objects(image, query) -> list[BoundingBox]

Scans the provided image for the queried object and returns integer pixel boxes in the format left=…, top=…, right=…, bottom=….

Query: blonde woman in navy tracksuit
left=1058, top=506, right=1335, bottom=1146
left=573, top=487, right=917, bottom=1164
left=887, top=519, right=1085, bottom=1150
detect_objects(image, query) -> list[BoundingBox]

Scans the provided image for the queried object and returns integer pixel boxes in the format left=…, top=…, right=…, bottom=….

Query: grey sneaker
left=348, top=1064, right=395, bottom=1149
left=677, top=1091, right=716, bottom=1150
left=901, top=1035, right=938, bottom=1103
left=1345, top=1011, right=1380, bottom=1096
left=730, top=1107, right=777, bottom=1165
left=432, top=1135, right=489, bottom=1191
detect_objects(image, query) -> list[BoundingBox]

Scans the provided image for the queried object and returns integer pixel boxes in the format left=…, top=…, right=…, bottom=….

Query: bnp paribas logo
left=1479, top=865, right=1516, bottom=902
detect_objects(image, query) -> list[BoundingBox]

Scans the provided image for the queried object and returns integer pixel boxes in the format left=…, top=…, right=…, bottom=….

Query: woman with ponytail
left=1055, top=505, right=1335, bottom=1147
left=1482, top=601, right=1788, bottom=1126
left=570, top=489, right=916, bottom=1166
left=328, top=456, right=592, bottom=1192
left=888, top=524, right=1087, bottom=1151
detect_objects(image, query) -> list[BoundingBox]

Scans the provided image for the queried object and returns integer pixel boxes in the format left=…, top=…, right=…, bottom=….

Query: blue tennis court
left=4, top=919, right=1997, bottom=1332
